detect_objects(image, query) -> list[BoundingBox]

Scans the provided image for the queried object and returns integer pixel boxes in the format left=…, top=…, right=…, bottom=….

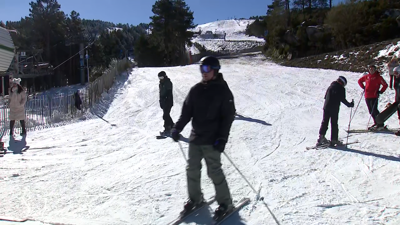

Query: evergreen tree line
left=246, top=0, right=400, bottom=59
left=0, top=0, right=196, bottom=89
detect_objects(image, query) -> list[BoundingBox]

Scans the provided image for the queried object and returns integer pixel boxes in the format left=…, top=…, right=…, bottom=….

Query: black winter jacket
left=159, top=76, right=173, bottom=109
left=323, top=81, right=352, bottom=112
left=174, top=73, right=236, bottom=145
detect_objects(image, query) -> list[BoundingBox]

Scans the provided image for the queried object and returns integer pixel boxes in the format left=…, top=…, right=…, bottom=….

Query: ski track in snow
left=1, top=54, right=400, bottom=225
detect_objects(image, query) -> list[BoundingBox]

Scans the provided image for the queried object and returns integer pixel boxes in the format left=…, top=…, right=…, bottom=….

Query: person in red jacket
left=358, top=65, right=388, bottom=130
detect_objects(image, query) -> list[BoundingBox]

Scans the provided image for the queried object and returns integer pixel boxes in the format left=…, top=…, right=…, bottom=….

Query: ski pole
left=350, top=90, right=364, bottom=123
left=223, top=152, right=281, bottom=225
left=346, top=100, right=353, bottom=147
left=177, top=141, right=187, bottom=162
left=93, top=112, right=117, bottom=126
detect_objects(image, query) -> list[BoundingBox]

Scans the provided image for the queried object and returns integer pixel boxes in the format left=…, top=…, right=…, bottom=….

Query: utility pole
left=79, top=43, right=84, bottom=85
left=86, top=50, right=89, bottom=84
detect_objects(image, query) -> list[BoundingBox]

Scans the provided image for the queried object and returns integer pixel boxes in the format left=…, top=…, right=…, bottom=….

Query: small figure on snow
left=318, top=76, right=354, bottom=146
left=158, top=71, right=174, bottom=135
left=358, top=65, right=388, bottom=130
left=74, top=90, right=82, bottom=110
left=170, top=56, right=236, bottom=218
left=392, top=65, right=400, bottom=136
left=8, top=78, right=27, bottom=136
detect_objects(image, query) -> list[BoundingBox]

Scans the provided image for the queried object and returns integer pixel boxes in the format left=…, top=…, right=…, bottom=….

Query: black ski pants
left=162, top=105, right=174, bottom=129
left=10, top=120, right=26, bottom=135
left=395, top=85, right=400, bottom=121
left=365, top=98, right=381, bottom=126
left=319, top=109, right=339, bottom=141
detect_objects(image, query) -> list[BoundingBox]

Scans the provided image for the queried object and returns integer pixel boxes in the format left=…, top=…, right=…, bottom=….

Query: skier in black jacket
left=158, top=71, right=174, bottom=134
left=170, top=56, right=235, bottom=218
left=318, top=76, right=354, bottom=146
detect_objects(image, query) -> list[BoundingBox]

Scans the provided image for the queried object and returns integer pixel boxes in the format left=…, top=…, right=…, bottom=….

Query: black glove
left=213, top=139, right=227, bottom=152
left=349, top=99, right=354, bottom=108
left=171, top=129, right=180, bottom=142
left=379, top=91, right=383, bottom=94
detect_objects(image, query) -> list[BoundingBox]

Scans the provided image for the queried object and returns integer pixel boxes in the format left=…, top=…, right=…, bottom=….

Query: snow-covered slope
left=189, top=19, right=265, bottom=54
left=1, top=54, right=400, bottom=225
left=191, top=19, right=263, bottom=41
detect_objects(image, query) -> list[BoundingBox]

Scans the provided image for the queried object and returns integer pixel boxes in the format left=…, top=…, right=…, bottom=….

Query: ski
left=168, top=197, right=216, bottom=225
left=212, top=198, right=251, bottom=225
left=156, top=131, right=170, bottom=139
left=346, top=126, right=397, bottom=134
left=306, top=141, right=359, bottom=150
left=306, top=143, right=330, bottom=150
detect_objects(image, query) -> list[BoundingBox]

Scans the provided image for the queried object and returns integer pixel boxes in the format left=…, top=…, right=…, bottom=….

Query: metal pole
left=86, top=50, right=89, bottom=83
left=1, top=76, right=4, bottom=96
left=79, top=43, right=84, bottom=85
left=346, top=101, right=353, bottom=147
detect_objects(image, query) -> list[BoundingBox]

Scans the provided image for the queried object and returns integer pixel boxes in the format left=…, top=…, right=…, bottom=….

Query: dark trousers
left=319, top=109, right=339, bottom=141
left=162, top=106, right=174, bottom=129
left=395, top=85, right=400, bottom=120
left=365, top=98, right=381, bottom=125
left=10, top=120, right=26, bottom=135
left=187, top=144, right=232, bottom=206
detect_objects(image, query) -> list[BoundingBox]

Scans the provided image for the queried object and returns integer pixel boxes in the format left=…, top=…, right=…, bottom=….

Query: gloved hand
left=379, top=91, right=383, bottom=94
left=213, top=139, right=227, bottom=152
left=171, top=128, right=180, bottom=142
left=349, top=99, right=354, bottom=108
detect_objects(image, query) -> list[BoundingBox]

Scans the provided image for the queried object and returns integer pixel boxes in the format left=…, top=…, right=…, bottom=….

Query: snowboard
left=375, top=101, right=399, bottom=124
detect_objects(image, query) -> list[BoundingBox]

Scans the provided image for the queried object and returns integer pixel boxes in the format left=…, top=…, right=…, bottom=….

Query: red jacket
left=358, top=71, right=388, bottom=99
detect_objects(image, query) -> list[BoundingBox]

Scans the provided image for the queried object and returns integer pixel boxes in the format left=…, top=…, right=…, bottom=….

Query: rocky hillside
left=280, top=38, right=400, bottom=74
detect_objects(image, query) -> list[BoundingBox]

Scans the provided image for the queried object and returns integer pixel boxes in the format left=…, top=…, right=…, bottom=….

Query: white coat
left=9, top=86, right=27, bottom=121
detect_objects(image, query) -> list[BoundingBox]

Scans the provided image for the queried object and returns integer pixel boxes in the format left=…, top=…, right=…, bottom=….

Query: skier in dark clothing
left=392, top=65, right=400, bottom=136
left=158, top=71, right=174, bottom=134
left=74, top=90, right=82, bottom=110
left=170, top=56, right=236, bottom=218
left=317, top=76, right=354, bottom=146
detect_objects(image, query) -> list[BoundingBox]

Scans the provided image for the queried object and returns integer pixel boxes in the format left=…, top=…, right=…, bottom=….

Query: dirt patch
left=279, top=38, right=400, bottom=73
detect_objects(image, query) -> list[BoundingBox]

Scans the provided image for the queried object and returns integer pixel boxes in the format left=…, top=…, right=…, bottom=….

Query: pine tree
left=149, top=0, right=195, bottom=66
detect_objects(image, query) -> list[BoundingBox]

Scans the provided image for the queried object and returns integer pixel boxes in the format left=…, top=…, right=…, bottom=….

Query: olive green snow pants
left=186, top=143, right=232, bottom=206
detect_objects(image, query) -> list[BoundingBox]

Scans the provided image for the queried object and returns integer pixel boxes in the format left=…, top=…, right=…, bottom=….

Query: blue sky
left=0, top=0, right=344, bottom=26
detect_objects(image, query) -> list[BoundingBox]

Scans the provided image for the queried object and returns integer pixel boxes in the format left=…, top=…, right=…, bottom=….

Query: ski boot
left=160, top=128, right=171, bottom=136
left=330, top=139, right=344, bottom=147
left=375, top=124, right=387, bottom=131
left=181, top=198, right=205, bottom=216
left=368, top=124, right=377, bottom=131
left=395, top=130, right=400, bottom=136
left=369, top=124, right=386, bottom=131
left=316, top=135, right=329, bottom=146
left=213, top=203, right=233, bottom=221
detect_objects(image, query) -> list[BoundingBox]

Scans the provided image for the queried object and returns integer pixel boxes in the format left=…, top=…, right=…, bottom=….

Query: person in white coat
left=8, top=78, right=27, bottom=136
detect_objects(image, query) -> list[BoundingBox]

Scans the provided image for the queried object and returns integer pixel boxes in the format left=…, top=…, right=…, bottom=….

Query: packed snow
left=1, top=54, right=400, bottom=225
